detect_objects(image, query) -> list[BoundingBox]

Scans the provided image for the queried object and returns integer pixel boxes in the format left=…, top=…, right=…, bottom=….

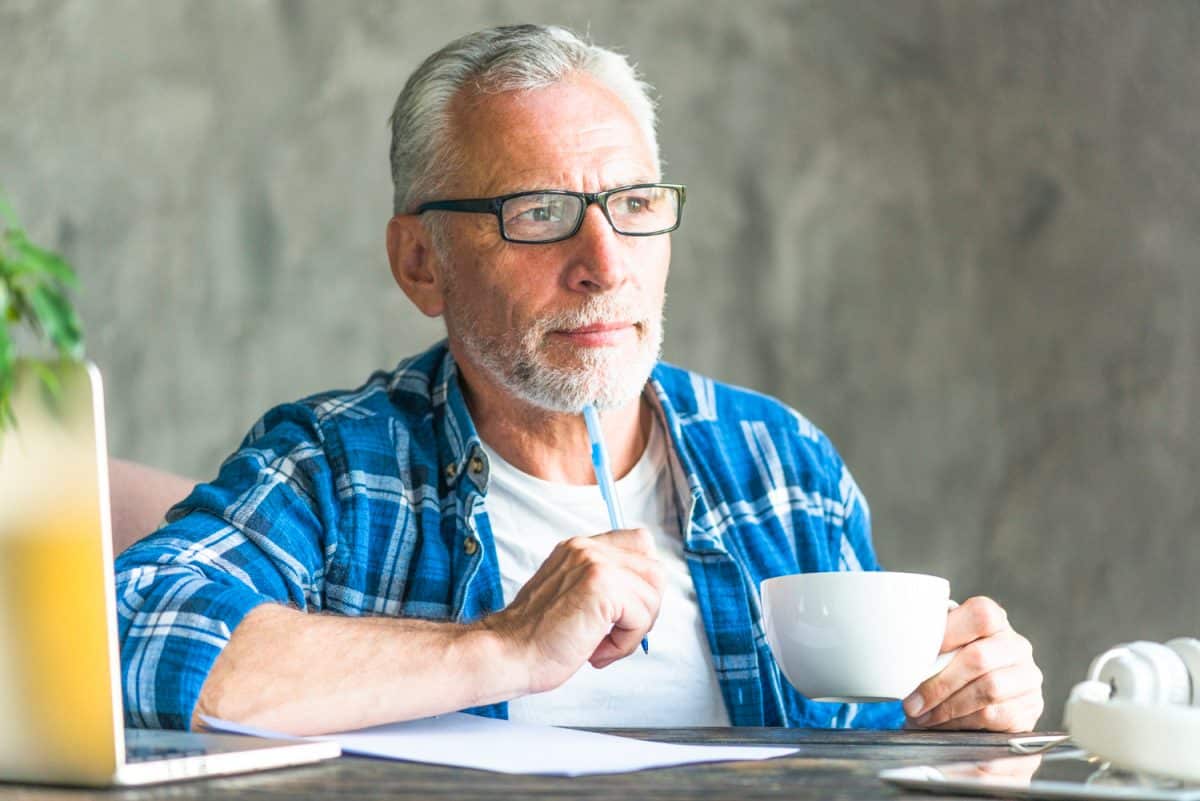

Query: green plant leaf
left=28, top=284, right=85, bottom=359
left=0, top=188, right=87, bottom=437
left=6, top=231, right=80, bottom=288
left=0, top=313, right=10, bottom=369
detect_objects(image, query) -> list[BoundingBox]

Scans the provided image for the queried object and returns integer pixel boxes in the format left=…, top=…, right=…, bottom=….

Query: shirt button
left=463, top=537, right=479, bottom=556
left=469, top=455, right=485, bottom=475
left=444, top=463, right=458, bottom=480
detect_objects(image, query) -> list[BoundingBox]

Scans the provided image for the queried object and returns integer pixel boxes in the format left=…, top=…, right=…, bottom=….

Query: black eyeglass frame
left=415, top=183, right=687, bottom=244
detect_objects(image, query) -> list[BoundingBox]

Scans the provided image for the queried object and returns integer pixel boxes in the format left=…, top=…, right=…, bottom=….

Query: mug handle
left=925, top=600, right=960, bottom=679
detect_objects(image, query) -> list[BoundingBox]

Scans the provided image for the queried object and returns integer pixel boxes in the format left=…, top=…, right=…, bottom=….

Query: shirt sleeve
left=113, top=404, right=336, bottom=730
left=831, top=458, right=883, bottom=573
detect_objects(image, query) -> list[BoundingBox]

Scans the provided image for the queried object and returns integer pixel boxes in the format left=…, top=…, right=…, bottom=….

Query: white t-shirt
left=480, top=410, right=732, bottom=727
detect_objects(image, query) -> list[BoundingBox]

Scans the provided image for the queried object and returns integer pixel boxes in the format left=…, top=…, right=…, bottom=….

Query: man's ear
left=386, top=214, right=446, bottom=318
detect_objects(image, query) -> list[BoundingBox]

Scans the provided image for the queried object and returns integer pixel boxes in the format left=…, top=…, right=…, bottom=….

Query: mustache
left=534, top=297, right=652, bottom=333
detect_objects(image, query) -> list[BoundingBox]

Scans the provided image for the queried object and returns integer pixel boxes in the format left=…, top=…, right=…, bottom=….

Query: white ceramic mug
left=760, top=571, right=957, bottom=703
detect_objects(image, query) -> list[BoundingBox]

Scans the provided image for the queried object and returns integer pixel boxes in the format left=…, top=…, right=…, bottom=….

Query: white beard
left=447, top=292, right=664, bottom=414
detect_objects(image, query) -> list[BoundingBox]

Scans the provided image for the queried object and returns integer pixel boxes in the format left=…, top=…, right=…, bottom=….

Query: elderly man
left=115, top=24, right=1043, bottom=735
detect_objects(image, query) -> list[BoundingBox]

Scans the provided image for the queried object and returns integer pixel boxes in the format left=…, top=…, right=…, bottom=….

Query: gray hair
left=388, top=24, right=661, bottom=216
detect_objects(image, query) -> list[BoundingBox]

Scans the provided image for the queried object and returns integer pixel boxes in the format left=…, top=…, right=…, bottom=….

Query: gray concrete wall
left=3, top=0, right=1198, bottom=727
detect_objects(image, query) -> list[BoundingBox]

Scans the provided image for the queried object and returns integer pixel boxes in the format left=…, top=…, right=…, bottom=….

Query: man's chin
left=538, top=353, right=638, bottom=388
left=540, top=360, right=654, bottom=411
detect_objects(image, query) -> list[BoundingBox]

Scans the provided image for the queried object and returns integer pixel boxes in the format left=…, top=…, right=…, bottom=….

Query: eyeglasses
left=415, top=183, right=686, bottom=244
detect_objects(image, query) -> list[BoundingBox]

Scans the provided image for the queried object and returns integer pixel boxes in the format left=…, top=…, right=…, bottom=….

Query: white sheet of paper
left=201, top=713, right=797, bottom=776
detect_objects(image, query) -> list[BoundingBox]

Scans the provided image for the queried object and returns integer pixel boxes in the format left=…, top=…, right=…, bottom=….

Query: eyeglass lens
left=500, top=186, right=680, bottom=242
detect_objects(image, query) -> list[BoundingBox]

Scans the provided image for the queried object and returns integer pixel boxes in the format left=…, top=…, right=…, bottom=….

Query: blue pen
left=582, top=403, right=649, bottom=655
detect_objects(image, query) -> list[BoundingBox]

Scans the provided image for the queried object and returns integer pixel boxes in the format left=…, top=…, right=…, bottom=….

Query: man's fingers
left=505, top=529, right=664, bottom=688
left=903, top=598, right=1044, bottom=734
left=592, top=527, right=658, bottom=558
left=588, top=618, right=655, bottom=669
left=942, top=596, right=1011, bottom=652
left=924, top=689, right=1046, bottom=733
left=904, top=628, right=1031, bottom=718
left=590, top=631, right=636, bottom=668
left=587, top=566, right=661, bottom=668
left=911, top=662, right=1044, bottom=728
left=589, top=640, right=621, bottom=668
left=591, top=618, right=654, bottom=668
left=555, top=532, right=664, bottom=593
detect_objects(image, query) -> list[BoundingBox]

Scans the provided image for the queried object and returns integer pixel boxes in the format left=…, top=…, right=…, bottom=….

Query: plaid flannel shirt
left=115, top=340, right=905, bottom=731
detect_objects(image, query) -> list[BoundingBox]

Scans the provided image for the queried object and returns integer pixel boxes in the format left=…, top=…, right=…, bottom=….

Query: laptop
left=0, top=360, right=340, bottom=786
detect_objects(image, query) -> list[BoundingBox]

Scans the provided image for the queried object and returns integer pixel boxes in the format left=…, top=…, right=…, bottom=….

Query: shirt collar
left=426, top=341, right=706, bottom=505
left=429, top=342, right=489, bottom=494
left=648, top=364, right=722, bottom=551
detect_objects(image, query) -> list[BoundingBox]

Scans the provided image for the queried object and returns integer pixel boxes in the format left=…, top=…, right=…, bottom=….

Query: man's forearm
left=191, top=604, right=526, bottom=735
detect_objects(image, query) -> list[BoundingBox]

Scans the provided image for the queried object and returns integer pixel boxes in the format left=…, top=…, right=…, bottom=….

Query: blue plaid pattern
left=115, top=340, right=904, bottom=731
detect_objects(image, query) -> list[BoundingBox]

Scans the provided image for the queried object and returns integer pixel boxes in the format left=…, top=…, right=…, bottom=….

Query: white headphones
left=1065, top=637, right=1200, bottom=781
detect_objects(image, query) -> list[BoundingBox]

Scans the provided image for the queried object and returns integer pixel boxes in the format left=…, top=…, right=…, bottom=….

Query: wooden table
left=1, top=728, right=1043, bottom=800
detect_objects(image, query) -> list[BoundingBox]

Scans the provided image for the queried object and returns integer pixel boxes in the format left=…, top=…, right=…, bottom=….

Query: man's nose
left=564, top=203, right=630, bottom=294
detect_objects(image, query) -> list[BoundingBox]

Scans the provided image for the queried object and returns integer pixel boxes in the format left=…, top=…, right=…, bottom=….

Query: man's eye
left=526, top=205, right=558, bottom=222
left=616, top=195, right=652, bottom=214
left=508, top=199, right=565, bottom=224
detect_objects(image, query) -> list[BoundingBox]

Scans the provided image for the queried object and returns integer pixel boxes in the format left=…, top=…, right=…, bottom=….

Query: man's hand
left=902, top=596, right=1044, bottom=732
left=481, top=528, right=665, bottom=696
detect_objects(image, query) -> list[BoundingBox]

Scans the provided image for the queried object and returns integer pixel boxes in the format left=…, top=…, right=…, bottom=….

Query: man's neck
left=452, top=350, right=652, bottom=486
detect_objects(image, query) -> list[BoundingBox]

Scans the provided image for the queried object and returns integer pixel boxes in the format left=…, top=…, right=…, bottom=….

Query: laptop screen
left=0, top=361, right=122, bottom=782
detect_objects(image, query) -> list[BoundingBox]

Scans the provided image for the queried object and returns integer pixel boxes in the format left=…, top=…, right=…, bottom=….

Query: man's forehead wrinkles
left=505, top=121, right=633, bottom=157
left=445, top=75, right=658, bottom=200
left=468, top=121, right=656, bottom=191
left=454, top=146, right=645, bottom=197
left=478, top=166, right=659, bottom=197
